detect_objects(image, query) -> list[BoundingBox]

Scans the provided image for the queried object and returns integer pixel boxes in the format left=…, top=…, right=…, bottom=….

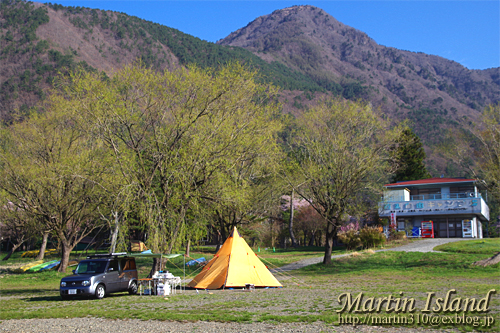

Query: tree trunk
left=269, top=217, right=275, bottom=248
left=167, top=207, right=186, bottom=254
left=308, top=231, right=316, bottom=246
left=147, top=257, right=162, bottom=278
left=215, top=213, right=226, bottom=252
left=2, top=240, right=24, bottom=261
left=35, top=231, right=50, bottom=260
left=323, top=236, right=333, bottom=264
left=109, top=211, right=119, bottom=254
left=323, top=222, right=337, bottom=265
left=186, top=239, right=190, bottom=257
left=289, top=188, right=298, bottom=247
left=315, top=230, right=322, bottom=247
left=58, top=241, right=72, bottom=272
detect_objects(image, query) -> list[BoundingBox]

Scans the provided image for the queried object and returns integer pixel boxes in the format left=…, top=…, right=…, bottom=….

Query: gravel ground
left=0, top=318, right=461, bottom=333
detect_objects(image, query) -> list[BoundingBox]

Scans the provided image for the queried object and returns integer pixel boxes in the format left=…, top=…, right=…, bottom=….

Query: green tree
left=290, top=99, right=400, bottom=264
left=0, top=108, right=111, bottom=272
left=476, top=104, right=500, bottom=201
left=390, top=126, right=431, bottom=182
left=57, top=63, right=282, bottom=273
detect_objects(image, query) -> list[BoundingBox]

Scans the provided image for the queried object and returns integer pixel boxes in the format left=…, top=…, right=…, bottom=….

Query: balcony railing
left=383, top=192, right=482, bottom=202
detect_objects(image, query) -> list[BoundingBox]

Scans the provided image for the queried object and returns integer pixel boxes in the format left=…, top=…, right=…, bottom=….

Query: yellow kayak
left=12, top=260, right=43, bottom=273
left=21, top=249, right=57, bottom=258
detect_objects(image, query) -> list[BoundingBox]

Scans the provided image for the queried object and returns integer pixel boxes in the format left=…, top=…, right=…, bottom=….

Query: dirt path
left=273, top=238, right=465, bottom=272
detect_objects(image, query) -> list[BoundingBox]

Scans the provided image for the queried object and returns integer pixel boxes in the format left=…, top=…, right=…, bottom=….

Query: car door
left=105, top=259, right=120, bottom=293
left=119, top=259, right=130, bottom=290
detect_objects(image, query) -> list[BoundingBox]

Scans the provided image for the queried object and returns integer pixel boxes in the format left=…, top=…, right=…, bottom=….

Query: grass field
left=0, top=239, right=498, bottom=331
left=434, top=238, right=500, bottom=255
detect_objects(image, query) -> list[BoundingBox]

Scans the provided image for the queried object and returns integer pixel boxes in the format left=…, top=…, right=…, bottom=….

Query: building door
left=447, top=220, right=463, bottom=238
left=436, top=222, right=447, bottom=238
left=432, top=218, right=465, bottom=238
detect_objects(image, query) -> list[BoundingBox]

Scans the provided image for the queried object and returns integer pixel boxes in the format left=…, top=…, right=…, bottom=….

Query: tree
left=0, top=108, right=110, bottom=272
left=294, top=204, right=327, bottom=246
left=57, top=63, right=282, bottom=273
left=469, top=104, right=500, bottom=237
left=207, top=170, right=284, bottom=250
left=290, top=99, right=400, bottom=264
left=390, top=126, right=431, bottom=182
left=0, top=200, right=37, bottom=261
left=474, top=104, right=500, bottom=201
left=288, top=188, right=299, bottom=247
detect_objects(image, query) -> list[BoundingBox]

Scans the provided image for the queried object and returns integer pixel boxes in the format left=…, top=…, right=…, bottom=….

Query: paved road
left=272, top=238, right=466, bottom=272
left=379, top=237, right=464, bottom=253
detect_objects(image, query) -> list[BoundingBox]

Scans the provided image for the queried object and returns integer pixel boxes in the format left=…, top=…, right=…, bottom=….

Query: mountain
left=217, top=5, right=500, bottom=170
left=0, top=1, right=325, bottom=120
left=1, top=2, right=498, bottom=175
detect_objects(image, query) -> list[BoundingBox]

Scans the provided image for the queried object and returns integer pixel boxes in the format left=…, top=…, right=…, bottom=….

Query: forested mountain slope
left=1, top=1, right=498, bottom=175
left=0, top=1, right=322, bottom=120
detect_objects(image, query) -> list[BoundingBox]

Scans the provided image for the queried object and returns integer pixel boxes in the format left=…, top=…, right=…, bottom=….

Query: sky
left=47, top=1, right=499, bottom=70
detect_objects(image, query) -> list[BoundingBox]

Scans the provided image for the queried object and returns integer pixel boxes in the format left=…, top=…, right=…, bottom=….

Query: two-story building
left=379, top=178, right=490, bottom=238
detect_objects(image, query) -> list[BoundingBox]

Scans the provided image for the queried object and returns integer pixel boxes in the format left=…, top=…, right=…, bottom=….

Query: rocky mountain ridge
left=218, top=5, right=499, bottom=152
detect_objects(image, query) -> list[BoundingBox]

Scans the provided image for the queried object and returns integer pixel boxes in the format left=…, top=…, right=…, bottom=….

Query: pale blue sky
left=47, top=1, right=500, bottom=70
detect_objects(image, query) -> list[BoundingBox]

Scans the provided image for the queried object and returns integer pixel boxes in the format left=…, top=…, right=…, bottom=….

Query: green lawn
left=434, top=238, right=500, bottom=255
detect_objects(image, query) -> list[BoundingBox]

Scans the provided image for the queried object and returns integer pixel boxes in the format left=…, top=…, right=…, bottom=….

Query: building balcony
left=378, top=196, right=490, bottom=222
left=382, top=192, right=482, bottom=202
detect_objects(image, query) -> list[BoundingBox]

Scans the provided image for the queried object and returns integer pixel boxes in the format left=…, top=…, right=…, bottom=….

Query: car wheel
left=128, top=281, right=138, bottom=295
left=95, top=284, right=106, bottom=299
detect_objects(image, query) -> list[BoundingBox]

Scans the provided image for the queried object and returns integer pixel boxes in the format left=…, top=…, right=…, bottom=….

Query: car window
left=75, top=261, right=107, bottom=274
left=121, top=259, right=136, bottom=271
left=108, top=260, right=119, bottom=272
left=127, top=259, right=136, bottom=270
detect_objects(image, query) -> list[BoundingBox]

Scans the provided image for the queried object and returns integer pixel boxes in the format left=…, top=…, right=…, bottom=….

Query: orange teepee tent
left=188, top=227, right=282, bottom=289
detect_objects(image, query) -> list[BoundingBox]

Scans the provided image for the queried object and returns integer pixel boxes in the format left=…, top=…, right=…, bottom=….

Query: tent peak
left=229, top=226, right=241, bottom=238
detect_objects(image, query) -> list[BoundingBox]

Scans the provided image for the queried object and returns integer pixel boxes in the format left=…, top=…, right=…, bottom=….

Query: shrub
left=397, top=231, right=407, bottom=239
left=338, top=222, right=361, bottom=250
left=389, top=230, right=407, bottom=241
left=360, top=226, right=386, bottom=248
left=338, top=229, right=361, bottom=250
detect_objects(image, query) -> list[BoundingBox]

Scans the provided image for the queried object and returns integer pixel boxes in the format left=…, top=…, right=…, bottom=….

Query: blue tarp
left=186, top=257, right=206, bottom=266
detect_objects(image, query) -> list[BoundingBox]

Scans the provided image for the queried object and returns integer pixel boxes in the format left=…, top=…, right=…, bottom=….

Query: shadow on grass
left=24, top=295, right=62, bottom=302
left=1, top=288, right=58, bottom=296
left=23, top=291, right=133, bottom=302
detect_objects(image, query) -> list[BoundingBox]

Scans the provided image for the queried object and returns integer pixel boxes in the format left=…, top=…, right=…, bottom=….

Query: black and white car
left=60, top=253, right=138, bottom=300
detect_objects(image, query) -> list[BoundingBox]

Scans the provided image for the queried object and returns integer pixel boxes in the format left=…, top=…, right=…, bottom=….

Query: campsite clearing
left=0, top=243, right=498, bottom=332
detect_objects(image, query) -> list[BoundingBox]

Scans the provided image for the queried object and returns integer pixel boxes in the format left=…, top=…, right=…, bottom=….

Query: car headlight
left=82, top=280, right=91, bottom=287
left=60, top=281, right=66, bottom=287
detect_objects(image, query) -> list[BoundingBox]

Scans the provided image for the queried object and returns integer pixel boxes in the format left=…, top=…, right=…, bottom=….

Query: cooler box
left=156, top=283, right=171, bottom=296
